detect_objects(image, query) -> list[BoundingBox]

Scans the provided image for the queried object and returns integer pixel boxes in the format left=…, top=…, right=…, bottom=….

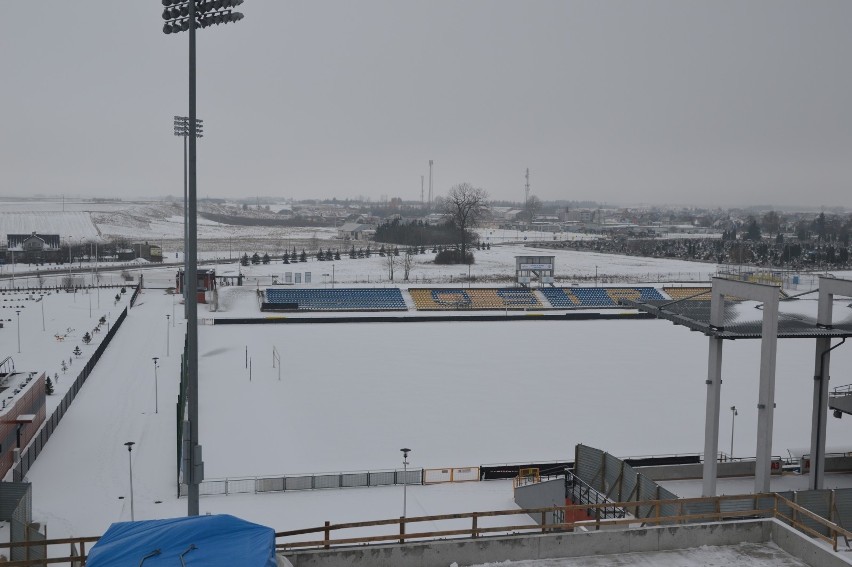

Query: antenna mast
left=428, top=160, right=434, bottom=208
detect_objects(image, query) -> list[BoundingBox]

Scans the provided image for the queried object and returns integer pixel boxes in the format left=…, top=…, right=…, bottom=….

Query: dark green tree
left=45, top=376, right=54, bottom=395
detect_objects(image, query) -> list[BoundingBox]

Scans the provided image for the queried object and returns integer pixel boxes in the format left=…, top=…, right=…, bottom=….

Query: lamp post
left=67, top=236, right=74, bottom=298
left=166, top=314, right=171, bottom=356
left=124, top=441, right=136, bottom=521
left=400, top=448, right=411, bottom=518
left=730, top=406, right=738, bottom=460
left=152, top=358, right=160, bottom=414
left=15, top=310, right=21, bottom=353
left=162, top=0, right=245, bottom=518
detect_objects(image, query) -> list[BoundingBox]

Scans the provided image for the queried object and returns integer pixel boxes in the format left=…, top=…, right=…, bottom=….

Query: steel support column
left=809, top=277, right=852, bottom=489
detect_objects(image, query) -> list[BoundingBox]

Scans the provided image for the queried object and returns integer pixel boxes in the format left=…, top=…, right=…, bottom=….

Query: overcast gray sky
left=1, top=1, right=850, bottom=208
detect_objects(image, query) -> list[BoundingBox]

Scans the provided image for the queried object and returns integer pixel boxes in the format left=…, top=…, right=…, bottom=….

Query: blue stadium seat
left=264, top=288, right=407, bottom=311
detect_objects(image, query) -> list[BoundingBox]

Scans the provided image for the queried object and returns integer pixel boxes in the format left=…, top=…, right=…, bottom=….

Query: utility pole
left=524, top=168, right=530, bottom=208
left=421, top=175, right=424, bottom=205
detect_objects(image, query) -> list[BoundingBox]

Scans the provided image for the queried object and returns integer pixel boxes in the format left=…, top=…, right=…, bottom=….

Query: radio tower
left=524, top=168, right=530, bottom=207
left=428, top=160, right=434, bottom=208
left=421, top=175, right=425, bottom=205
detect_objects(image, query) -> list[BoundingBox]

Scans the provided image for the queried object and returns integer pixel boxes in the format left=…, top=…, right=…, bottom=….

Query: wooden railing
left=275, top=492, right=852, bottom=553
left=3, top=493, right=852, bottom=565
left=0, top=535, right=99, bottom=566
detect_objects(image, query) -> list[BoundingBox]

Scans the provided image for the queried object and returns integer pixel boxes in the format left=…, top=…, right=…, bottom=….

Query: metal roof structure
left=629, top=293, right=852, bottom=339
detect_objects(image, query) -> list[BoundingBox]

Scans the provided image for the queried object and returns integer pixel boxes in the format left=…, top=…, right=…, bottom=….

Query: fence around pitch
left=178, top=468, right=424, bottom=498
left=12, top=307, right=129, bottom=482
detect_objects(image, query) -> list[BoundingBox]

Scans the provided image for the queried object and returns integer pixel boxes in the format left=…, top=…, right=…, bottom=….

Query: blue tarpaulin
left=87, top=514, right=278, bottom=567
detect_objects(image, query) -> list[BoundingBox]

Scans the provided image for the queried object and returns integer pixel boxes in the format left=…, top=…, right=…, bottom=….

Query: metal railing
left=565, top=470, right=626, bottom=520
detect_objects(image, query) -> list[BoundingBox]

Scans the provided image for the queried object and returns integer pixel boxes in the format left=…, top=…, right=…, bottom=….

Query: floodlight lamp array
left=162, top=0, right=244, bottom=34
left=174, top=116, right=204, bottom=137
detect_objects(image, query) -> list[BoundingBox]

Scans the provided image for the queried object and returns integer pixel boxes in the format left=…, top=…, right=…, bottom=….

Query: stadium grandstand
left=540, top=286, right=667, bottom=308
left=263, top=288, right=406, bottom=311
left=409, top=288, right=543, bottom=310
left=259, top=286, right=675, bottom=312
left=662, top=286, right=712, bottom=301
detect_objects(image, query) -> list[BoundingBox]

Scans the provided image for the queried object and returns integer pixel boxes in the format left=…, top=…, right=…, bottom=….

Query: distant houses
left=4, top=232, right=62, bottom=264
left=2, top=232, right=163, bottom=265
left=116, top=243, right=163, bottom=263
left=337, top=222, right=374, bottom=241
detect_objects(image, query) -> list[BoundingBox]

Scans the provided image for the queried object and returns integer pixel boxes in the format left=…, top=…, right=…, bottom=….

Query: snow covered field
left=1, top=283, right=847, bottom=543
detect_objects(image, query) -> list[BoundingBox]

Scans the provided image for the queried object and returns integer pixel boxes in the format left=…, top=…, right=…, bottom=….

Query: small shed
left=86, top=514, right=277, bottom=567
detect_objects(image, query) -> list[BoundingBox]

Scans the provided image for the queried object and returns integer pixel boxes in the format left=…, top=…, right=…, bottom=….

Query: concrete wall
left=771, top=520, right=852, bottom=567
left=639, top=457, right=852, bottom=481
left=513, top=478, right=564, bottom=524
left=283, top=520, right=772, bottom=567
left=639, top=460, right=760, bottom=481
left=826, top=457, right=852, bottom=473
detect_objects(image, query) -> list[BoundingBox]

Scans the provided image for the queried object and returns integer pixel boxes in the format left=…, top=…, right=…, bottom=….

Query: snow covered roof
left=633, top=295, right=852, bottom=339
left=338, top=222, right=370, bottom=232
left=6, top=232, right=60, bottom=250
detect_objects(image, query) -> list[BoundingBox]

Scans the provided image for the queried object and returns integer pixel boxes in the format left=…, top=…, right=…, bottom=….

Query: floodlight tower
left=161, top=0, right=245, bottom=517
left=174, top=115, right=203, bottom=315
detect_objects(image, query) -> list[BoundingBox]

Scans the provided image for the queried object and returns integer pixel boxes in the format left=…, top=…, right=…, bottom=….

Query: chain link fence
left=12, top=307, right=129, bottom=482
left=179, top=468, right=423, bottom=498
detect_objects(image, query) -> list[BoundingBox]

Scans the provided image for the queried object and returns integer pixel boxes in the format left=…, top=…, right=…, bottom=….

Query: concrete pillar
left=809, top=277, right=852, bottom=489
left=702, top=281, right=728, bottom=497
left=702, top=337, right=723, bottom=497
left=754, top=290, right=779, bottom=493
left=810, top=336, right=831, bottom=490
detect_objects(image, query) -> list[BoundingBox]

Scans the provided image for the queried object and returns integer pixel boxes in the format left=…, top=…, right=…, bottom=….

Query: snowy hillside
left=0, top=212, right=101, bottom=240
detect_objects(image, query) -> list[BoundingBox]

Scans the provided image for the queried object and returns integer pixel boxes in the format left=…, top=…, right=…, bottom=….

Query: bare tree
left=386, top=252, right=396, bottom=281
left=522, top=195, right=542, bottom=224
left=403, top=250, right=414, bottom=281
left=443, top=183, right=489, bottom=264
left=761, top=210, right=781, bottom=237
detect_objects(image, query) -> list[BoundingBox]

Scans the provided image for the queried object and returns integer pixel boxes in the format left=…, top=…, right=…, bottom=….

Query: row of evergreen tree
left=239, top=241, right=492, bottom=266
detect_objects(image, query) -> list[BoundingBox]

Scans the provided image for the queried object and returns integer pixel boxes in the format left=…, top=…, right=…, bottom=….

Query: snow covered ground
left=467, top=542, right=813, bottom=567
